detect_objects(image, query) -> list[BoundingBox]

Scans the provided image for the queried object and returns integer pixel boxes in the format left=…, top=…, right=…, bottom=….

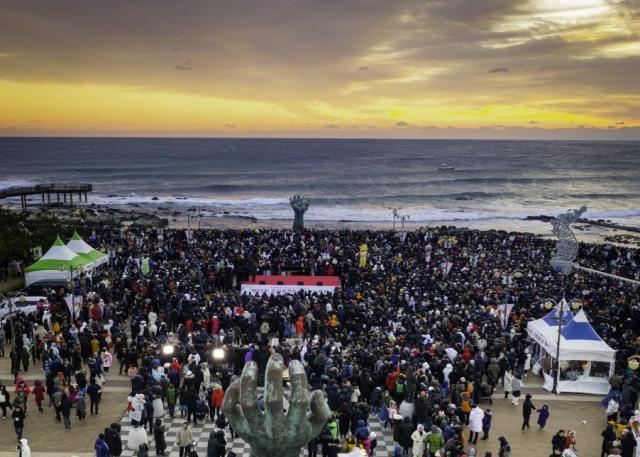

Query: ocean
left=1, top=137, right=639, bottom=227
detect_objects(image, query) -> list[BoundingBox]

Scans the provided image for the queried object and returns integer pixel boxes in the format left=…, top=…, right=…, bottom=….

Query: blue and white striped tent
left=527, top=305, right=615, bottom=394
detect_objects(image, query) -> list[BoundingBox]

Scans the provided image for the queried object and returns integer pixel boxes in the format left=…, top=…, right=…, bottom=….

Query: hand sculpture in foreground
left=222, top=353, right=331, bottom=457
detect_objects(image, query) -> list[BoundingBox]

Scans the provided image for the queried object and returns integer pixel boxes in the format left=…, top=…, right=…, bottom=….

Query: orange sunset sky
left=1, top=0, right=639, bottom=139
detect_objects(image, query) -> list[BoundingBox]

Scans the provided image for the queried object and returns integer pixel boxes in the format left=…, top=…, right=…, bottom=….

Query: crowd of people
left=1, top=222, right=639, bottom=457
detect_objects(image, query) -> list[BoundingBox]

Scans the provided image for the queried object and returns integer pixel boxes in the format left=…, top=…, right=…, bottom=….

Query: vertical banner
left=141, top=256, right=150, bottom=275
left=496, top=303, right=515, bottom=329
left=358, top=244, right=368, bottom=268
left=32, top=246, right=43, bottom=259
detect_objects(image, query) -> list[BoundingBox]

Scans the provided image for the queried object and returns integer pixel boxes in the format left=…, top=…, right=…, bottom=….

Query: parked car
left=0, top=284, right=52, bottom=320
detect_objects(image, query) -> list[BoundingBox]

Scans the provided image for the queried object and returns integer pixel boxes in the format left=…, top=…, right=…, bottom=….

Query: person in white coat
left=468, top=404, right=484, bottom=445
left=410, top=424, right=426, bottom=457
left=201, top=362, right=211, bottom=392
left=128, top=394, right=145, bottom=426
left=443, top=363, right=453, bottom=385
left=101, top=348, right=113, bottom=375
left=16, top=438, right=31, bottom=457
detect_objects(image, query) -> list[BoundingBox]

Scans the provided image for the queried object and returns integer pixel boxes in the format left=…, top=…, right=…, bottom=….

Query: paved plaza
left=0, top=355, right=611, bottom=457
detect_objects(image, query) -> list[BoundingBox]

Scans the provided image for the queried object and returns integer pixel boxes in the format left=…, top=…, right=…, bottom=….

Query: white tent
left=66, top=231, right=109, bottom=268
left=527, top=305, right=615, bottom=395
left=24, top=237, right=91, bottom=286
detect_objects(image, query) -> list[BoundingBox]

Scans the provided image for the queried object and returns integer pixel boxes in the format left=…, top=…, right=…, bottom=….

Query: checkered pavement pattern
left=119, top=392, right=397, bottom=457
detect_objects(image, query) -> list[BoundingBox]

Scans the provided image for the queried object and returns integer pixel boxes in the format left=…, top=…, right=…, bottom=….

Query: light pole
left=543, top=297, right=582, bottom=394
left=389, top=207, right=401, bottom=231
left=400, top=214, right=410, bottom=242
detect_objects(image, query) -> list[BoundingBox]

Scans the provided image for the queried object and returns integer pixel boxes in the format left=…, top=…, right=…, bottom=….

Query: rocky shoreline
left=3, top=202, right=640, bottom=247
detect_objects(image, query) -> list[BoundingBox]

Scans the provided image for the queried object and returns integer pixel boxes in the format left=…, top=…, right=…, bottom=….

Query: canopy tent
left=66, top=231, right=108, bottom=267
left=527, top=305, right=615, bottom=395
left=24, top=236, right=92, bottom=286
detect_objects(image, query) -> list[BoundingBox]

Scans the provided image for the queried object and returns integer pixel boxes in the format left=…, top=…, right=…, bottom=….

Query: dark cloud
left=174, top=61, right=191, bottom=71
left=0, top=0, right=637, bottom=138
left=395, top=121, right=409, bottom=127
left=324, top=124, right=340, bottom=129
left=616, top=121, right=625, bottom=125
left=529, top=120, right=537, bottom=124
left=224, top=123, right=236, bottom=129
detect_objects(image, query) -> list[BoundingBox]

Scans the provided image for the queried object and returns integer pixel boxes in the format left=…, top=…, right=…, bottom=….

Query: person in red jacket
left=296, top=316, right=305, bottom=339
left=211, top=384, right=224, bottom=419
left=32, top=380, right=45, bottom=413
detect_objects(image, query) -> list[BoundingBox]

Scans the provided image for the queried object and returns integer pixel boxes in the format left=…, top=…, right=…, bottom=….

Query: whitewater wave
left=91, top=194, right=289, bottom=206
left=0, top=179, right=37, bottom=189
left=89, top=193, right=640, bottom=223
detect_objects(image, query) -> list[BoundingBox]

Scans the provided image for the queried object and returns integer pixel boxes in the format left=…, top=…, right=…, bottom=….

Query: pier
left=0, top=183, right=92, bottom=209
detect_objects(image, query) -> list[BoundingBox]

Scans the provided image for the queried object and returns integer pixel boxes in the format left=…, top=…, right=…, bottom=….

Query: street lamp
left=543, top=297, right=583, bottom=394
left=389, top=207, right=401, bottom=231
left=212, top=347, right=226, bottom=362
left=162, top=344, right=175, bottom=356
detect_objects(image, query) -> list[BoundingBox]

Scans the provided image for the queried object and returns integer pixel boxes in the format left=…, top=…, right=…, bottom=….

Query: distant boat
left=439, top=164, right=455, bottom=170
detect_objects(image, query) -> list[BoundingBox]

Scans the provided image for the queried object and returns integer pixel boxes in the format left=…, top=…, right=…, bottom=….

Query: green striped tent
left=66, top=231, right=108, bottom=267
left=24, top=236, right=91, bottom=286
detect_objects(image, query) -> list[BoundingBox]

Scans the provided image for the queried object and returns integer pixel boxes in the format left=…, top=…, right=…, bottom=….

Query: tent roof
left=527, top=307, right=615, bottom=361
left=25, top=236, right=89, bottom=272
left=561, top=309, right=605, bottom=342
left=541, top=301, right=574, bottom=327
left=66, top=231, right=107, bottom=261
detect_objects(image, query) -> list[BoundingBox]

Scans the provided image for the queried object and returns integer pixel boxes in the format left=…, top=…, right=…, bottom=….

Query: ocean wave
left=0, top=179, right=37, bottom=189
left=92, top=194, right=289, bottom=206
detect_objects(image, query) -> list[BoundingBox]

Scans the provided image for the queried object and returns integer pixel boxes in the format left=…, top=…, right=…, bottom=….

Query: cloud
left=0, top=0, right=638, bottom=138
left=224, top=123, right=236, bottom=129
left=324, top=124, right=340, bottom=129
left=529, top=120, right=538, bottom=124
left=174, top=61, right=192, bottom=71
left=395, top=121, right=409, bottom=127
left=616, top=120, right=625, bottom=124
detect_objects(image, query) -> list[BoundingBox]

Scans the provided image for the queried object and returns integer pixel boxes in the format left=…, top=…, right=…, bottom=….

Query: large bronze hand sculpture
left=290, top=195, right=309, bottom=232
left=222, top=353, right=331, bottom=457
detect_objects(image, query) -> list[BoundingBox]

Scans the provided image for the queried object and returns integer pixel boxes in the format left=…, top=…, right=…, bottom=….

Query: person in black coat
left=60, top=392, right=72, bottom=430
left=522, top=394, right=536, bottom=432
left=153, top=418, right=167, bottom=456
left=207, top=430, right=226, bottom=457
left=185, top=388, right=198, bottom=425
left=105, top=424, right=123, bottom=457
left=601, top=424, right=617, bottom=457
left=399, top=417, right=414, bottom=456
left=621, top=428, right=636, bottom=457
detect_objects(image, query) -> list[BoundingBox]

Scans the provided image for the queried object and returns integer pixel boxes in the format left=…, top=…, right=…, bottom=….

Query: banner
left=358, top=244, right=368, bottom=268
left=64, top=294, right=82, bottom=318
left=241, top=275, right=340, bottom=296
left=241, top=284, right=337, bottom=296
left=141, top=257, right=150, bottom=275
left=32, top=246, right=43, bottom=259
left=496, top=303, right=515, bottom=329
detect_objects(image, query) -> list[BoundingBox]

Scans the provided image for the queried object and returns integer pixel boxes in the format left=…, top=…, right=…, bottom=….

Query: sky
left=1, top=0, right=639, bottom=139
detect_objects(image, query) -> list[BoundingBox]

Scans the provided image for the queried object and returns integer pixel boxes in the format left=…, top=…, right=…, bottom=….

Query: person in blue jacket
left=95, top=433, right=110, bottom=457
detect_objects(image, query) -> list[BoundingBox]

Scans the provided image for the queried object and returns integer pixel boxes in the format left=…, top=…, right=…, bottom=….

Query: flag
left=496, top=303, right=515, bottom=329
left=359, top=244, right=368, bottom=268
left=141, top=257, right=150, bottom=275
